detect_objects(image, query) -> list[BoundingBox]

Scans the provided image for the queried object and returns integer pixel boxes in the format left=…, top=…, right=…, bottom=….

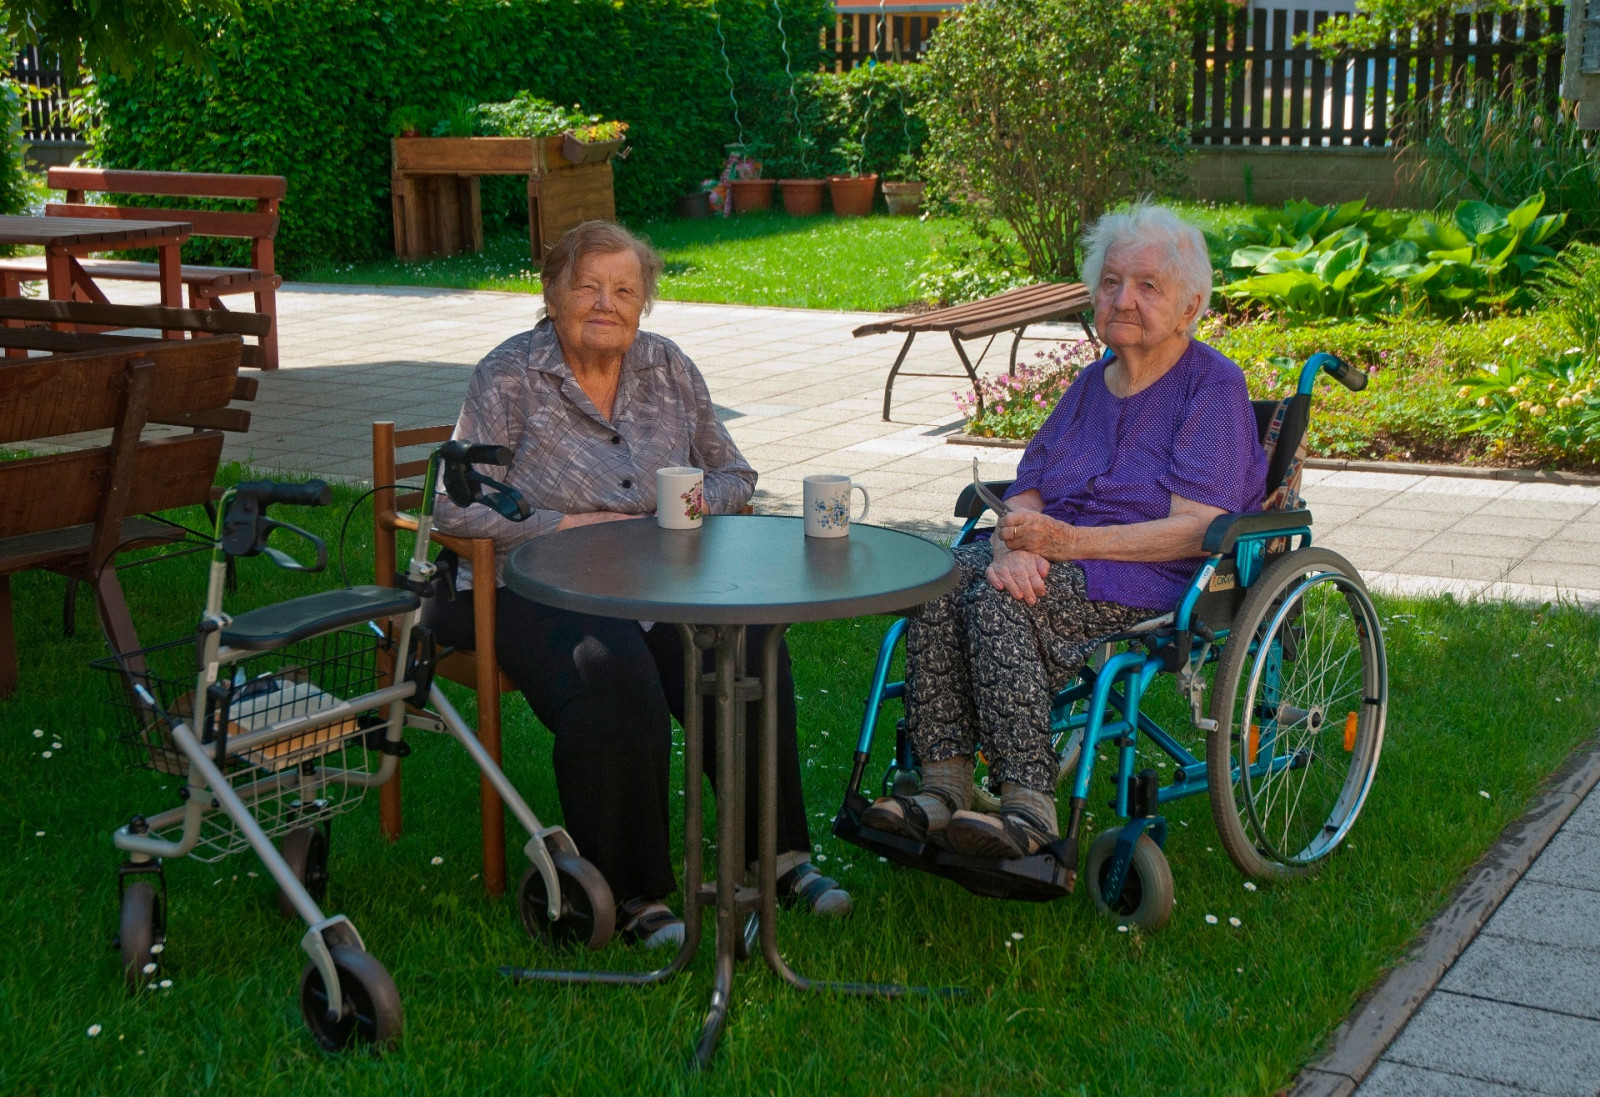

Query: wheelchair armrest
left=954, top=479, right=1017, bottom=519
left=1201, top=508, right=1312, bottom=554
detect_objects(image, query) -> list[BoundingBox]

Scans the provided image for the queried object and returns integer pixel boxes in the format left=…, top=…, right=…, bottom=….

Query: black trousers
left=423, top=579, right=813, bottom=904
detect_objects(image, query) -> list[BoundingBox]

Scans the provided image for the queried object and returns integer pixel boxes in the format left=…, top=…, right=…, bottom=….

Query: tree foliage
left=918, top=0, right=1190, bottom=280
left=1, top=0, right=241, bottom=78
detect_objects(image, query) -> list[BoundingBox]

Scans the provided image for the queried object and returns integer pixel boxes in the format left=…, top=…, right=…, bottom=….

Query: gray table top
left=504, top=515, right=956, bottom=625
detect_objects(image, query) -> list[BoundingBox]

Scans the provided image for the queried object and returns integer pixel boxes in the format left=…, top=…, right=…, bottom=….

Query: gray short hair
left=540, top=220, right=663, bottom=320
left=1080, top=203, right=1214, bottom=334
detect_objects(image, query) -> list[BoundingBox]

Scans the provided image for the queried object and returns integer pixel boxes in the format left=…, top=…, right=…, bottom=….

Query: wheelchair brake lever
left=467, top=468, right=532, bottom=521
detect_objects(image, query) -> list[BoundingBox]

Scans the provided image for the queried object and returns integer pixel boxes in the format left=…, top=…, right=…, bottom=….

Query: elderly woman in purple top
left=426, top=222, right=849, bottom=949
left=863, top=204, right=1267, bottom=860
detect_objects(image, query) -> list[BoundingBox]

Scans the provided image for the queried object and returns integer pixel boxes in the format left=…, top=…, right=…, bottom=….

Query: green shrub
left=91, top=0, right=829, bottom=273
left=917, top=0, right=1189, bottom=280
left=1218, top=195, right=1565, bottom=320
left=0, top=81, right=30, bottom=219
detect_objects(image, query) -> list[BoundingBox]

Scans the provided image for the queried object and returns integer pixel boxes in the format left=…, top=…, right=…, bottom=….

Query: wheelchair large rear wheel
left=1207, top=547, right=1386, bottom=879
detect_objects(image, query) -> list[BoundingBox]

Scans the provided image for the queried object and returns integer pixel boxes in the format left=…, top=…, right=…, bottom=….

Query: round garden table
left=500, top=514, right=956, bottom=1070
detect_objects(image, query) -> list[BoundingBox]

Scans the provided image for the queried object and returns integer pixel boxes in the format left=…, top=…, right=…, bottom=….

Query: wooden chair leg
left=380, top=760, right=404, bottom=842
left=473, top=539, right=507, bottom=897
left=0, top=575, right=17, bottom=698
left=256, top=287, right=279, bottom=370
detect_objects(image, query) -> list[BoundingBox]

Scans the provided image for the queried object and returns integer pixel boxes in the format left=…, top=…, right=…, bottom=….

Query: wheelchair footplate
left=833, top=794, right=1077, bottom=903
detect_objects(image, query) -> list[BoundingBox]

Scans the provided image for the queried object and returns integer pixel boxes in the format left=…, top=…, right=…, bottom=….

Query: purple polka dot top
left=1005, top=339, right=1267, bottom=610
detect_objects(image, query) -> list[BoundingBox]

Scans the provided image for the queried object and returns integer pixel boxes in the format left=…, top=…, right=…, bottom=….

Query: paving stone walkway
left=1354, top=782, right=1600, bottom=1097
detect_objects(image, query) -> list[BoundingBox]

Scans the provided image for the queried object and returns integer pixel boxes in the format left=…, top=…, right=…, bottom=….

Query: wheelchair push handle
left=1305, top=352, right=1367, bottom=393
left=220, top=479, right=330, bottom=572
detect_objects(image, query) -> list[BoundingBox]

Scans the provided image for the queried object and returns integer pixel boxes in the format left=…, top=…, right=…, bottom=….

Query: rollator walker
left=102, top=443, right=614, bottom=1050
left=835, top=353, right=1389, bottom=929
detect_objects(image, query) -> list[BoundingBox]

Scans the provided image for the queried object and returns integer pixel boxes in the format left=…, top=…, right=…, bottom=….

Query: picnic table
left=852, top=281, right=1097, bottom=421
left=0, top=214, right=191, bottom=314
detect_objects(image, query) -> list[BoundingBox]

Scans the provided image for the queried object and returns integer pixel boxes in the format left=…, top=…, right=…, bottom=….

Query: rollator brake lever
left=439, top=441, right=533, bottom=522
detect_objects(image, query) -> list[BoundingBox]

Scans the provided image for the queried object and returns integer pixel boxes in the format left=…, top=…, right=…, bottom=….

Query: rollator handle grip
left=439, top=440, right=513, bottom=467
left=438, top=441, right=531, bottom=522
left=234, top=479, right=332, bottom=508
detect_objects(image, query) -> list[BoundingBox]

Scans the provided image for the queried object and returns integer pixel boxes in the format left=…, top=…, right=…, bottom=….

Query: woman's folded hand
left=987, top=546, right=1050, bottom=604
left=996, top=510, right=1076, bottom=559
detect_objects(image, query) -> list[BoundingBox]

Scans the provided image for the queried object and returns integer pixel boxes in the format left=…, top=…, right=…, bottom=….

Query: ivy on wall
left=91, top=0, right=829, bottom=272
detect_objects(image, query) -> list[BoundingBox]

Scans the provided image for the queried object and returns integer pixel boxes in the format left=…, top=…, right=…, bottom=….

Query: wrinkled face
left=551, top=249, right=645, bottom=359
left=1092, top=243, right=1202, bottom=356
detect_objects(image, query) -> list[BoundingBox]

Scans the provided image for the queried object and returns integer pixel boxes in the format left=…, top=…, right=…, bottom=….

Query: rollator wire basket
left=93, top=625, right=388, bottom=863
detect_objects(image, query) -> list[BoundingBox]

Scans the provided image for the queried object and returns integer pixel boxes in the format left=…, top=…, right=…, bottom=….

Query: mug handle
left=852, top=484, right=870, bottom=524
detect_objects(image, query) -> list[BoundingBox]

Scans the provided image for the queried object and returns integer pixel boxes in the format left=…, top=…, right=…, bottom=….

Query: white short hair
left=1080, top=203, right=1214, bottom=334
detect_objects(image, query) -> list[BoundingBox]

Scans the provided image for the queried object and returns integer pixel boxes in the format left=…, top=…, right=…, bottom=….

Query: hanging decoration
left=771, top=0, right=809, bottom=177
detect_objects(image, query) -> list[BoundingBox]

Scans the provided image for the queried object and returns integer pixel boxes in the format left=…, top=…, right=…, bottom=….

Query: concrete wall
left=1175, top=145, right=1426, bottom=209
left=23, top=141, right=87, bottom=171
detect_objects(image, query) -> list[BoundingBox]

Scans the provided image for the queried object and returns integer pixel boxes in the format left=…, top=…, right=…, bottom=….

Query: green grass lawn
left=293, top=202, right=1273, bottom=314
left=3, top=476, right=1597, bottom=1095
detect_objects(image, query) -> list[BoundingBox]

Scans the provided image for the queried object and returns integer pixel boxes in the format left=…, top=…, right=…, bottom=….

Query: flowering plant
left=1453, top=350, right=1600, bottom=456
left=956, top=340, right=1102, bottom=440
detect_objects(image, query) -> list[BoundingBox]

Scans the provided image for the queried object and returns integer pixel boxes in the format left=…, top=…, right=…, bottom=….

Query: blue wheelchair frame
left=834, top=353, right=1369, bottom=907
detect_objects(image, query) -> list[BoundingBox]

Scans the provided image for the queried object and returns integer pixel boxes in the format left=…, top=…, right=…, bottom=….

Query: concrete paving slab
left=1445, top=514, right=1573, bottom=540
left=1441, top=932, right=1600, bottom=1021
left=1415, top=531, right=1544, bottom=559
left=1379, top=991, right=1600, bottom=1096
left=1387, top=552, right=1520, bottom=583
left=1506, top=560, right=1600, bottom=591
left=1481, top=879, right=1600, bottom=951
left=1358, top=1060, right=1543, bottom=1097
left=1568, top=790, right=1600, bottom=837
left=1522, top=828, right=1600, bottom=893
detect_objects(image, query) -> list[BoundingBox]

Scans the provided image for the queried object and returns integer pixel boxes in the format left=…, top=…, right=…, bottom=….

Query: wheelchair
left=834, top=353, right=1388, bottom=930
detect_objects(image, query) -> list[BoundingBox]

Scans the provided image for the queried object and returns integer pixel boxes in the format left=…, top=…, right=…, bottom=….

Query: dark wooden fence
left=1188, top=5, right=1567, bottom=147
left=823, top=12, right=943, bottom=71
left=11, top=46, right=79, bottom=142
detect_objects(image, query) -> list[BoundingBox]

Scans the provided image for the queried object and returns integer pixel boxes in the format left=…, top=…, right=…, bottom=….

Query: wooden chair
left=372, top=421, right=514, bottom=897
left=0, top=338, right=243, bottom=696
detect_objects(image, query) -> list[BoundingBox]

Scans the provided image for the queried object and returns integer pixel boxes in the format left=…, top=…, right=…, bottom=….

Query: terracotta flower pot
left=827, top=174, right=878, bottom=217
left=778, top=179, right=825, bottom=216
left=882, top=180, right=926, bottom=217
left=729, top=178, right=777, bottom=213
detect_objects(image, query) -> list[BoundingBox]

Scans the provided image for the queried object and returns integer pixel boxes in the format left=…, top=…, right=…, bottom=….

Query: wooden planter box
left=390, top=136, right=617, bottom=263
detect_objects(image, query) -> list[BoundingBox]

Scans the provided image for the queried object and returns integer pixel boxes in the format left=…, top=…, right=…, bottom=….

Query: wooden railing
left=823, top=12, right=943, bottom=71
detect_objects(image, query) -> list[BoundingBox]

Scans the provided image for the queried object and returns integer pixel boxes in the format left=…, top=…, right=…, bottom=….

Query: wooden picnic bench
left=852, top=282, right=1097, bottom=421
left=0, top=295, right=273, bottom=373
left=0, top=314, right=252, bottom=696
left=0, top=168, right=287, bottom=369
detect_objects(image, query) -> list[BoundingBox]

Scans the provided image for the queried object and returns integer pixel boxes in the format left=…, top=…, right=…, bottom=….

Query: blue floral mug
left=803, top=474, right=870, bottom=538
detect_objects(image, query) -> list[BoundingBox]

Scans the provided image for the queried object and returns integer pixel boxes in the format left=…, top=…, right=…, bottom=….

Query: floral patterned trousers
left=905, top=541, right=1147, bottom=793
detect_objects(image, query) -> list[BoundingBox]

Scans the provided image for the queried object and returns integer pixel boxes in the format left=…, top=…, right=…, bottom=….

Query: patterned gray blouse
left=433, top=318, right=757, bottom=588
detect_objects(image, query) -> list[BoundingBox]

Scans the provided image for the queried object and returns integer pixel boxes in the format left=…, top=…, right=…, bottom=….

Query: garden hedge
left=0, top=83, right=29, bottom=220
left=91, top=0, right=830, bottom=273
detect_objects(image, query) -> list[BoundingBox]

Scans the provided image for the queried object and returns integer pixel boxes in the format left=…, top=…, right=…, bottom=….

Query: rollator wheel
left=1085, top=828, right=1174, bottom=931
left=118, top=882, right=164, bottom=993
left=277, top=824, right=330, bottom=919
left=298, top=945, right=403, bottom=1052
left=1207, top=548, right=1387, bottom=879
left=517, top=853, right=616, bottom=951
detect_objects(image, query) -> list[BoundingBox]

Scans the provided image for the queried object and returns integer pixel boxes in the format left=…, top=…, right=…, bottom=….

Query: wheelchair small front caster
left=1086, top=827, right=1174, bottom=931
left=517, top=852, right=616, bottom=951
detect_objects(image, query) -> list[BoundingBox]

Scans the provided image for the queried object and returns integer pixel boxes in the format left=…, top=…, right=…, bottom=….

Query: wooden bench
left=0, top=335, right=247, bottom=696
left=0, top=295, right=272, bottom=374
left=0, top=168, right=286, bottom=369
left=852, top=282, right=1097, bottom=421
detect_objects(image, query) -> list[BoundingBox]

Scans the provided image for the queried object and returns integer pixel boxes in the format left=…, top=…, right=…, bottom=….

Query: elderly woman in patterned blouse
left=862, top=203, right=1267, bottom=860
left=427, top=221, right=848, bottom=949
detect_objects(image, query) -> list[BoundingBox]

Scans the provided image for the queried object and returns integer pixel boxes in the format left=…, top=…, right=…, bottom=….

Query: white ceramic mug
left=656, top=467, right=705, bottom=529
left=803, top=474, right=870, bottom=538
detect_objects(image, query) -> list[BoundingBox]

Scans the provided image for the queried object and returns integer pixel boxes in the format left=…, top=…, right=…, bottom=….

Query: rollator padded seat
left=222, top=585, right=420, bottom=650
